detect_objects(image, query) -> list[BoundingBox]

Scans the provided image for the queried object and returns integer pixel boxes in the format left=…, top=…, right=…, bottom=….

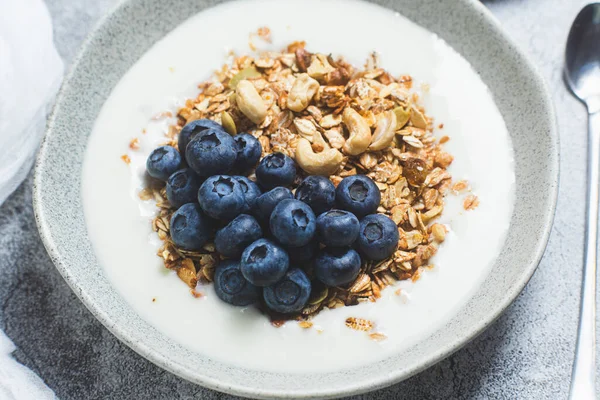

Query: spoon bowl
left=565, top=3, right=600, bottom=103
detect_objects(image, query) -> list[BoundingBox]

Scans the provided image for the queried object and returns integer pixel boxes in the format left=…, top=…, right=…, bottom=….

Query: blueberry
left=198, top=175, right=245, bottom=220
left=356, top=214, right=399, bottom=260
left=215, top=214, right=262, bottom=258
left=146, top=146, right=181, bottom=181
left=233, top=176, right=262, bottom=213
left=263, top=268, right=311, bottom=314
left=286, top=241, right=318, bottom=264
left=178, top=119, right=224, bottom=162
left=186, top=128, right=236, bottom=177
left=316, top=210, right=360, bottom=247
left=314, top=247, right=361, bottom=287
left=294, top=176, right=336, bottom=215
left=270, top=199, right=316, bottom=247
left=335, top=175, right=381, bottom=218
left=251, top=187, right=293, bottom=224
left=255, top=152, right=296, bottom=189
left=166, top=168, right=202, bottom=208
left=240, top=239, right=289, bottom=287
left=169, top=203, right=212, bottom=250
left=234, top=133, right=262, bottom=172
left=214, top=260, right=261, bottom=306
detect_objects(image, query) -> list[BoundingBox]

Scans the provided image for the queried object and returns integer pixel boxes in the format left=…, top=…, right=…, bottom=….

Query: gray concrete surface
left=0, top=0, right=594, bottom=398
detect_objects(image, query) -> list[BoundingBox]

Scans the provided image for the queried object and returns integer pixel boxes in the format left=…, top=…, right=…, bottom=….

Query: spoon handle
left=569, top=101, right=600, bottom=400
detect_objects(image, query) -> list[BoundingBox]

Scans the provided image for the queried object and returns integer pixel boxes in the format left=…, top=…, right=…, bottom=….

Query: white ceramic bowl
left=34, top=0, right=558, bottom=398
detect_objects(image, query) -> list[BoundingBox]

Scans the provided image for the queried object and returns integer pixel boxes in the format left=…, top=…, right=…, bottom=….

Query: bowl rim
left=33, top=0, right=559, bottom=398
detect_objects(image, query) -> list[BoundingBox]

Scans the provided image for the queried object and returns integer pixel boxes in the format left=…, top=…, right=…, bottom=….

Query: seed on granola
left=308, top=285, right=329, bottom=305
left=452, top=180, right=469, bottom=193
left=349, top=274, right=371, bottom=293
left=307, top=54, right=335, bottom=80
left=138, top=187, right=153, bottom=201
left=434, top=151, right=454, bottom=168
left=319, top=114, right=342, bottom=129
left=257, top=26, right=272, bottom=42
left=463, top=194, right=480, bottom=210
left=151, top=111, right=173, bottom=120
left=410, top=106, right=428, bottom=129
left=298, top=321, right=313, bottom=329
left=221, top=111, right=237, bottom=135
left=129, top=138, right=140, bottom=150
left=431, top=223, right=446, bottom=242
left=345, top=317, right=374, bottom=332
left=229, top=66, right=261, bottom=90
left=369, top=332, right=387, bottom=341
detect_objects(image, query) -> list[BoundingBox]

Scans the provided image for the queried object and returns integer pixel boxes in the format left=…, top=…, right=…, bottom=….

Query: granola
left=139, top=41, right=464, bottom=325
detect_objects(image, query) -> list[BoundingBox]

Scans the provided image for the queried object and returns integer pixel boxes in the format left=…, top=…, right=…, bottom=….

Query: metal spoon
left=565, top=3, right=600, bottom=399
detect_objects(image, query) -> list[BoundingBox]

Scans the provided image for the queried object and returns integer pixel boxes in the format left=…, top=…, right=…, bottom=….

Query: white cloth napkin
left=0, top=331, right=56, bottom=400
left=0, top=0, right=63, bottom=399
left=0, top=0, right=64, bottom=205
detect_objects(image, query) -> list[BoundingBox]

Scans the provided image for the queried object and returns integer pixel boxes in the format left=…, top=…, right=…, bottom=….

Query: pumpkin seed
left=221, top=111, right=237, bottom=135
left=229, top=66, right=261, bottom=89
left=308, top=285, right=329, bottom=305
left=393, top=105, right=411, bottom=130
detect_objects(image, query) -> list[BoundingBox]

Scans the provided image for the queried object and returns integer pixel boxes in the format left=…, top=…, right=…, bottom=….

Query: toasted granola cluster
left=137, top=40, right=476, bottom=325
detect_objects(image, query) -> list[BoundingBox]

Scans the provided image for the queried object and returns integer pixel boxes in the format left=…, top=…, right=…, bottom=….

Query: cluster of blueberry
left=146, top=119, right=399, bottom=315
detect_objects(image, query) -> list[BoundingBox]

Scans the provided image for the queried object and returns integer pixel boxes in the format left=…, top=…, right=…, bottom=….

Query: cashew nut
left=295, top=138, right=343, bottom=176
left=342, top=107, right=372, bottom=155
left=235, top=80, right=267, bottom=124
left=287, top=73, right=320, bottom=112
left=369, top=110, right=397, bottom=150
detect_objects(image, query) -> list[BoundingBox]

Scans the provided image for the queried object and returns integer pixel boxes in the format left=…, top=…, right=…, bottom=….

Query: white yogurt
left=82, top=0, right=515, bottom=373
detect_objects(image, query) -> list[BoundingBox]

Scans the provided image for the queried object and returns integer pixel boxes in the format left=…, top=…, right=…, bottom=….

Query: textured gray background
left=0, top=0, right=593, bottom=398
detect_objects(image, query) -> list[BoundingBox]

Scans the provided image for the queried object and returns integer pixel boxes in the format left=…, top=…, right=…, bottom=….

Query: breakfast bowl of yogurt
left=33, top=0, right=558, bottom=398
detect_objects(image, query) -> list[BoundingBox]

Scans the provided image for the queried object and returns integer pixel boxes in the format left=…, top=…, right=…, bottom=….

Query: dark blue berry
left=270, top=199, right=316, bottom=247
left=316, top=210, right=360, bottom=247
left=263, top=268, right=311, bottom=314
left=166, top=168, right=202, bottom=208
left=146, top=146, right=181, bottom=181
left=251, top=187, right=293, bottom=224
left=169, top=203, right=212, bottom=250
left=240, top=239, right=289, bottom=287
left=215, top=214, right=262, bottom=258
left=234, top=133, right=262, bottom=172
left=314, top=247, right=361, bottom=287
left=286, top=241, right=318, bottom=264
left=255, top=152, right=296, bottom=189
left=295, top=176, right=336, bottom=215
left=186, top=128, right=236, bottom=177
left=214, top=260, right=261, bottom=306
left=198, top=175, right=245, bottom=220
left=335, top=175, right=381, bottom=218
left=233, top=176, right=262, bottom=213
left=178, top=119, right=223, bottom=162
left=356, top=214, right=399, bottom=260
